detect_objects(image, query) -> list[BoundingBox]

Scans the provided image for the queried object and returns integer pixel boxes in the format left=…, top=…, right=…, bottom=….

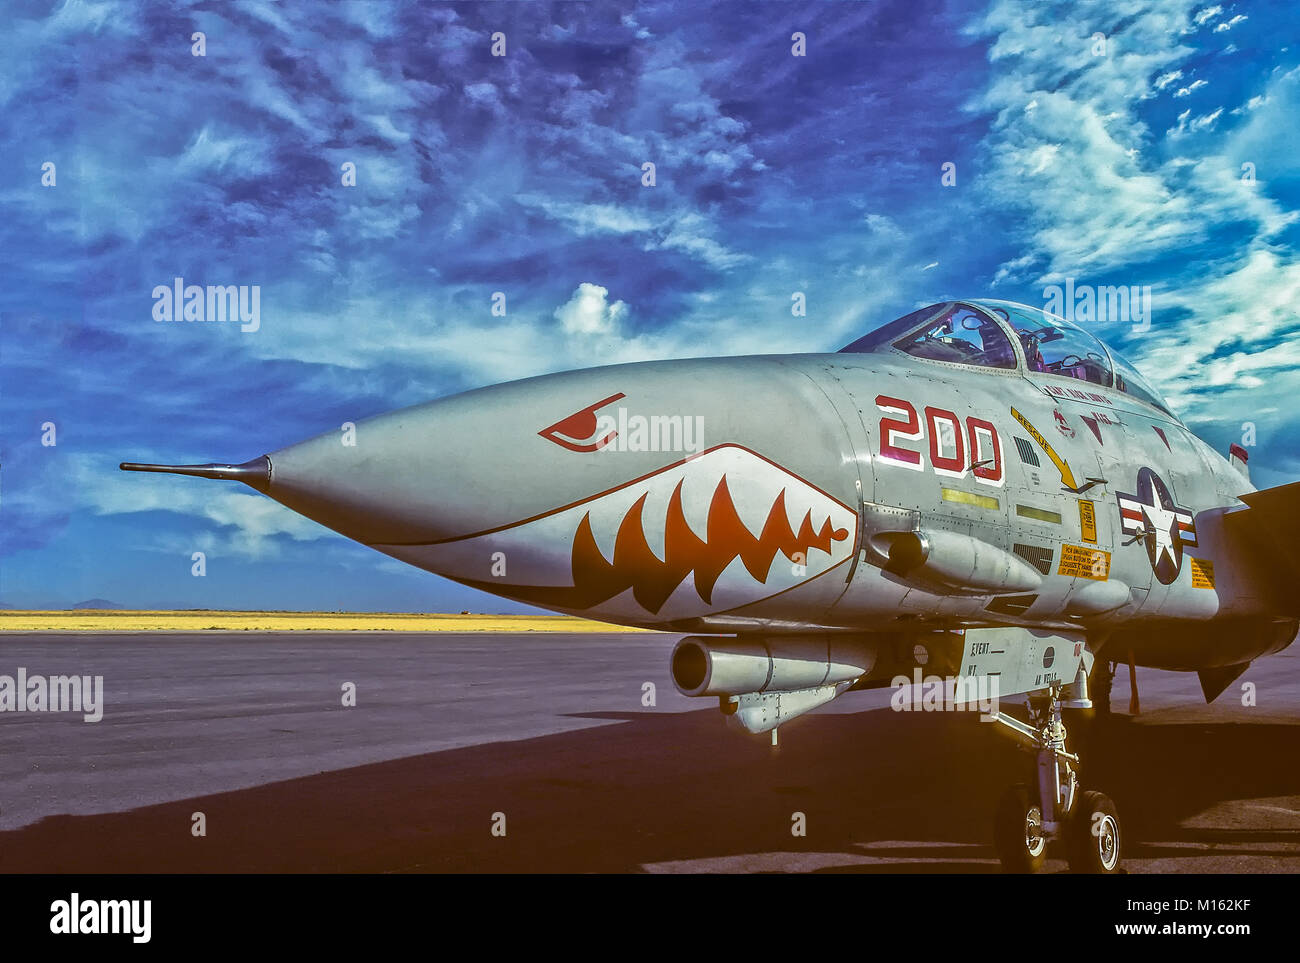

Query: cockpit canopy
left=838, top=299, right=1173, bottom=416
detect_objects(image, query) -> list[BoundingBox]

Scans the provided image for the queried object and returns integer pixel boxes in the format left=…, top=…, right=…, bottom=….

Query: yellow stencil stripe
left=941, top=487, right=1001, bottom=510
left=1016, top=504, right=1062, bottom=523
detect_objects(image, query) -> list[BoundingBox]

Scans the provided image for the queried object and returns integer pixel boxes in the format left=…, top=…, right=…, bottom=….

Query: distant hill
left=0, top=602, right=14, bottom=610
left=70, top=599, right=126, bottom=610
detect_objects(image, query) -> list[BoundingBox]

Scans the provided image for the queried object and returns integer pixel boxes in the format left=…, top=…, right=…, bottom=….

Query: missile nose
left=119, top=456, right=271, bottom=492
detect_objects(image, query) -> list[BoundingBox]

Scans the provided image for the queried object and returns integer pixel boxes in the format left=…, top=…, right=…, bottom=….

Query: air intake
left=1012, top=543, right=1054, bottom=576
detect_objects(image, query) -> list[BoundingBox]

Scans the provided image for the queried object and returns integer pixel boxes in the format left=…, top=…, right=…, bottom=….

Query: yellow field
left=0, top=610, right=647, bottom=633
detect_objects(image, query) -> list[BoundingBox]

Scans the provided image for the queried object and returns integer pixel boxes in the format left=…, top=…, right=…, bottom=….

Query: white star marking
left=1140, top=501, right=1180, bottom=568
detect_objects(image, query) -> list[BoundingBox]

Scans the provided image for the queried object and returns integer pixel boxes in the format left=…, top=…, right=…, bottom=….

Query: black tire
left=994, top=783, right=1046, bottom=873
left=1067, top=790, right=1122, bottom=873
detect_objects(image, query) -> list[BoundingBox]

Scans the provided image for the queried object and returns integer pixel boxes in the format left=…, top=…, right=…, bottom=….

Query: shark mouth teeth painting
left=387, top=445, right=857, bottom=620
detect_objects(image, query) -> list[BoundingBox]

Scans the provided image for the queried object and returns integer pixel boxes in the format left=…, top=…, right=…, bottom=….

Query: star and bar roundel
left=1116, top=467, right=1197, bottom=585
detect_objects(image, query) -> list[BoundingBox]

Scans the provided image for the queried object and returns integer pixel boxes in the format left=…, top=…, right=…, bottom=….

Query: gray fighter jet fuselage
left=123, top=298, right=1300, bottom=873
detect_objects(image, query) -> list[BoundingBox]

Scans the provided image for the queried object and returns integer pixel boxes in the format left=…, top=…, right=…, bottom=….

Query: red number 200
left=875, top=395, right=1003, bottom=485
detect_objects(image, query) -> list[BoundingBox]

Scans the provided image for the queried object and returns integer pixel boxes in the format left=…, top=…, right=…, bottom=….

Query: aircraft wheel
left=1067, top=790, right=1122, bottom=874
left=994, top=783, right=1046, bottom=873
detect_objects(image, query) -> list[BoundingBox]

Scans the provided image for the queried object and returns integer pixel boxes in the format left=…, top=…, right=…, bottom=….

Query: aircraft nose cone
left=264, top=398, right=488, bottom=545
left=261, top=368, right=650, bottom=545
left=254, top=354, right=867, bottom=619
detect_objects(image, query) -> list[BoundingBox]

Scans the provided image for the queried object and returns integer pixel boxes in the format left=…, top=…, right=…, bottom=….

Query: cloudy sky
left=2, top=0, right=1296, bottom=611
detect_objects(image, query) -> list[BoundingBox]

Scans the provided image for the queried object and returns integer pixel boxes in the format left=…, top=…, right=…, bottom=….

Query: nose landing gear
left=989, top=678, right=1123, bottom=873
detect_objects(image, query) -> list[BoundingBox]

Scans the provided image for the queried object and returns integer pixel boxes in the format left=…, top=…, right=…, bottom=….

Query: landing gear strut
left=989, top=678, right=1123, bottom=873
left=1091, top=659, right=1115, bottom=717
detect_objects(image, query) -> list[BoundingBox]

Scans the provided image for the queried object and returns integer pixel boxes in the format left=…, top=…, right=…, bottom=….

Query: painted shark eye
left=539, top=392, right=625, bottom=452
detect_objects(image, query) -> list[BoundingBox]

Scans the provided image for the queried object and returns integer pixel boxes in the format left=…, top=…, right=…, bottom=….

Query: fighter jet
left=123, top=298, right=1299, bottom=873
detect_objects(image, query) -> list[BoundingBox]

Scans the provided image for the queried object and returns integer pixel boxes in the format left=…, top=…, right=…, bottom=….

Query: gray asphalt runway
left=0, top=632, right=1297, bottom=872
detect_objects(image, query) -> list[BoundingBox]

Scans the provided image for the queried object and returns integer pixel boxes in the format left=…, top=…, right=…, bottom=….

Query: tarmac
left=0, top=632, right=1296, bottom=872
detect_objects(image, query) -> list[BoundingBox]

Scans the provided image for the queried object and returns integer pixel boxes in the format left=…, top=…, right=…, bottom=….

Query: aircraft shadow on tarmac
left=1, top=707, right=1297, bottom=873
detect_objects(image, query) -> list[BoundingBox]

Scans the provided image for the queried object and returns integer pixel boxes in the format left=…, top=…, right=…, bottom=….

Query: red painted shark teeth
left=570, top=476, right=848, bottom=613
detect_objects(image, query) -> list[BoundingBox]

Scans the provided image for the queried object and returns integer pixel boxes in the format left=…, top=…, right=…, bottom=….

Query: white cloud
left=656, top=211, right=750, bottom=270
left=970, top=0, right=1300, bottom=448
left=12, top=454, right=334, bottom=561
left=1132, top=248, right=1300, bottom=419
left=517, top=196, right=654, bottom=236
left=1192, top=106, right=1223, bottom=130
left=514, top=197, right=747, bottom=270
left=969, top=1, right=1211, bottom=275
left=553, top=282, right=629, bottom=336
left=1169, top=105, right=1224, bottom=136
left=1154, top=69, right=1184, bottom=91
left=1234, top=94, right=1265, bottom=113
left=1193, top=5, right=1223, bottom=27
left=863, top=213, right=904, bottom=238
left=177, top=125, right=272, bottom=176
left=464, top=82, right=501, bottom=108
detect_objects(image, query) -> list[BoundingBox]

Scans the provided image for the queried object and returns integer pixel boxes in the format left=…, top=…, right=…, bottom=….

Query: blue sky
left=2, top=0, right=1297, bottom=611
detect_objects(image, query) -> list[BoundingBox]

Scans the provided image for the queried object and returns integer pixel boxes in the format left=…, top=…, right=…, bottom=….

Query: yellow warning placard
left=1190, top=557, right=1215, bottom=589
left=1058, top=543, right=1110, bottom=580
left=1078, top=499, right=1097, bottom=543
